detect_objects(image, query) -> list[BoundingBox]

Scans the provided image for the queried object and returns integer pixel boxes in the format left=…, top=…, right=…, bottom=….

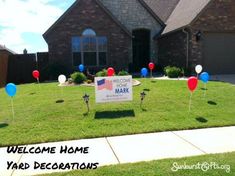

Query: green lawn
left=40, top=152, right=235, bottom=176
left=0, top=79, right=235, bottom=146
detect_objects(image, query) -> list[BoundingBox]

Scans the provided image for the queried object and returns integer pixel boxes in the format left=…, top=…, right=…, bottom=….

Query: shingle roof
left=0, top=44, right=16, bottom=54
left=143, top=0, right=180, bottom=22
left=163, top=0, right=211, bottom=34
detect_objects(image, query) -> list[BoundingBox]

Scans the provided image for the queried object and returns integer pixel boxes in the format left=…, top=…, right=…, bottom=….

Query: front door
left=132, top=29, right=150, bottom=72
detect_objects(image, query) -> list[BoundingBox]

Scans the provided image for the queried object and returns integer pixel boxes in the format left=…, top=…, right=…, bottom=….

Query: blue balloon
left=200, top=72, right=210, bottom=83
left=141, top=68, right=148, bottom=77
left=78, top=64, right=85, bottom=72
left=5, top=83, right=17, bottom=97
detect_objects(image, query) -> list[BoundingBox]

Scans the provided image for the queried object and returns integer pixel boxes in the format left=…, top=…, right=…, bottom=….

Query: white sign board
left=95, top=76, right=133, bottom=103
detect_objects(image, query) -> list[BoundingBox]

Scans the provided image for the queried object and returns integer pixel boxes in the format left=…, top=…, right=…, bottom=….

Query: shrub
left=70, top=72, right=87, bottom=84
left=118, top=70, right=129, bottom=76
left=164, top=66, right=182, bottom=78
left=96, top=69, right=107, bottom=77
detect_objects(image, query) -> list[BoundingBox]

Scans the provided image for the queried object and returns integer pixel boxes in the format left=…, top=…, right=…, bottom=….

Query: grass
left=40, top=152, right=235, bottom=176
left=0, top=79, right=235, bottom=146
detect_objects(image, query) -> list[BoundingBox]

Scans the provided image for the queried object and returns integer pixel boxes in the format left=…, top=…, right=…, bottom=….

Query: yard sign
left=95, top=76, right=133, bottom=103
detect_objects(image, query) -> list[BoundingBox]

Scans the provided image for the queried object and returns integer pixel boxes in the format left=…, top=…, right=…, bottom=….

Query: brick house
left=0, top=45, right=16, bottom=87
left=43, top=0, right=235, bottom=74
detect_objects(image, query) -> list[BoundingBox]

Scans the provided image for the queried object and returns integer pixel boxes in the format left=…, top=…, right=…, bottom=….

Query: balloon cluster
left=141, top=62, right=155, bottom=77
left=187, top=65, right=210, bottom=92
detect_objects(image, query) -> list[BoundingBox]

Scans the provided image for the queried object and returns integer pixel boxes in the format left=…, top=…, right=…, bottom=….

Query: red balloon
left=32, top=70, right=40, bottom=79
left=187, top=77, right=198, bottom=92
left=107, top=67, right=115, bottom=77
left=148, top=62, right=155, bottom=70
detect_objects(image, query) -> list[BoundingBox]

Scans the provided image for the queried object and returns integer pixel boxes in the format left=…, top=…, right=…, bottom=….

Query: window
left=72, top=37, right=81, bottom=66
left=72, top=29, right=107, bottom=67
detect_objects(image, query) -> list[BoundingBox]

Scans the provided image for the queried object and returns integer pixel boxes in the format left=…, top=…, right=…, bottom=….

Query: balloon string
left=37, top=78, right=41, bottom=90
left=60, top=87, right=64, bottom=99
left=188, top=92, right=193, bottom=113
left=11, top=98, right=15, bottom=121
left=204, top=84, right=207, bottom=97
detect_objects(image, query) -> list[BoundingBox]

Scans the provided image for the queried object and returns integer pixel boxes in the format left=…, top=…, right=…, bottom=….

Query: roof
left=0, top=44, right=16, bottom=54
left=44, top=0, right=132, bottom=38
left=138, top=0, right=165, bottom=26
left=163, top=0, right=211, bottom=34
left=143, top=0, right=180, bottom=22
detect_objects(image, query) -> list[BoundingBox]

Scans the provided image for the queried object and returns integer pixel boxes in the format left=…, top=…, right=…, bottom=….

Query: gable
left=162, top=0, right=211, bottom=34
left=43, top=0, right=131, bottom=39
left=99, top=0, right=163, bottom=36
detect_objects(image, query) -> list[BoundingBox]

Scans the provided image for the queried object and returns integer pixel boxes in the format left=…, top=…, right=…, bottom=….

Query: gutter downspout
left=182, top=28, right=189, bottom=69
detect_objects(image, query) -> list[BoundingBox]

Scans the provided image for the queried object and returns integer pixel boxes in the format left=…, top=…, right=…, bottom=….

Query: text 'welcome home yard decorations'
left=95, top=76, right=133, bottom=103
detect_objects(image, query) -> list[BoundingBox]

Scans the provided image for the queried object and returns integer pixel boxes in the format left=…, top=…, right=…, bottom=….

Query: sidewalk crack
left=105, top=138, right=120, bottom=164
left=171, top=132, right=207, bottom=154
left=10, top=145, right=27, bottom=176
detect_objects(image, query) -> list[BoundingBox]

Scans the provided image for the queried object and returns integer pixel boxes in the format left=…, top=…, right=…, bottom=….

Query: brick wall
left=0, top=50, right=10, bottom=87
left=44, top=0, right=131, bottom=73
left=158, top=30, right=187, bottom=68
left=190, top=0, right=235, bottom=67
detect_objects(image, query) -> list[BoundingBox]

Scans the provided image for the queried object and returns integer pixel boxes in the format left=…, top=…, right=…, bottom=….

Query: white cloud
left=0, top=0, right=66, bottom=53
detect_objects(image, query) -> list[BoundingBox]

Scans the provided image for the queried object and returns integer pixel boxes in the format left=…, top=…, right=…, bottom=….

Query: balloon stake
left=37, top=78, right=41, bottom=90
left=5, top=83, right=17, bottom=120
left=204, top=83, right=207, bottom=98
left=60, top=87, right=64, bottom=99
left=10, top=98, right=15, bottom=120
left=188, top=92, right=193, bottom=113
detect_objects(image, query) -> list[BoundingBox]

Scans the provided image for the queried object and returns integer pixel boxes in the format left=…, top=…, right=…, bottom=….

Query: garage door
left=203, top=33, right=235, bottom=74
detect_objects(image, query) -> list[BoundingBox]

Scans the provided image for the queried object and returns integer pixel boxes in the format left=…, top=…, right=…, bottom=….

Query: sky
left=0, top=0, right=76, bottom=54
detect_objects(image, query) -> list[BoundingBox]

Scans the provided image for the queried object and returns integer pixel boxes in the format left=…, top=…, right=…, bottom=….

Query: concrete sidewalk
left=1, top=126, right=235, bottom=176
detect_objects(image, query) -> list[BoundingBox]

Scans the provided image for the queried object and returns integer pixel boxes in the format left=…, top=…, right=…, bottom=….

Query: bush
left=164, top=66, right=182, bottom=78
left=118, top=70, right=129, bottom=76
left=96, top=69, right=107, bottom=77
left=70, top=72, right=87, bottom=84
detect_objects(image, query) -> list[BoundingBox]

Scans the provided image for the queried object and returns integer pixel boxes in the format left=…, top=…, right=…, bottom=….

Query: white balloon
left=58, top=75, right=66, bottom=84
left=195, top=65, right=203, bottom=74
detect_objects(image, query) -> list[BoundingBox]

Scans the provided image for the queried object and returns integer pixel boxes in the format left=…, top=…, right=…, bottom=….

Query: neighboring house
left=43, top=0, right=235, bottom=74
left=0, top=45, right=16, bottom=87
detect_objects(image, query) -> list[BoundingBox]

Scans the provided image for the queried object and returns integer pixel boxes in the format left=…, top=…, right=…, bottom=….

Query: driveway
left=211, top=74, right=235, bottom=85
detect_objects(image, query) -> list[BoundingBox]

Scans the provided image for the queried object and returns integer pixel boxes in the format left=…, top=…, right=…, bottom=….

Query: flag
left=97, top=79, right=113, bottom=91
